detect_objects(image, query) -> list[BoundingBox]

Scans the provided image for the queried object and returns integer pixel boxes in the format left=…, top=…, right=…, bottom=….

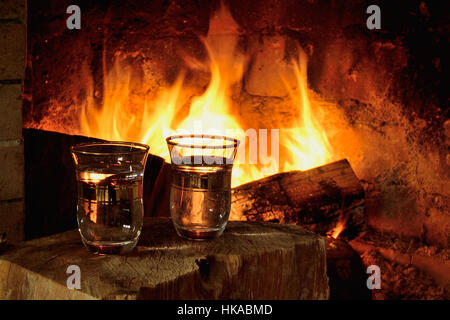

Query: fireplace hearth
left=0, top=0, right=448, bottom=300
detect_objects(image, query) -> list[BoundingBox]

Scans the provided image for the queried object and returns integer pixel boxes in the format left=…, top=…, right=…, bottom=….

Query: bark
left=231, top=159, right=365, bottom=239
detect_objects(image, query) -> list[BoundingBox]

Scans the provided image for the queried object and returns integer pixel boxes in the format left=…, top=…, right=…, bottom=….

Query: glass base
left=80, top=235, right=138, bottom=254
left=173, top=224, right=225, bottom=241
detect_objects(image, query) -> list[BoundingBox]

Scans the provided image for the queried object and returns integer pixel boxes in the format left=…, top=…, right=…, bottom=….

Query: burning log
left=0, top=218, right=329, bottom=300
left=23, top=128, right=165, bottom=239
left=230, top=159, right=366, bottom=239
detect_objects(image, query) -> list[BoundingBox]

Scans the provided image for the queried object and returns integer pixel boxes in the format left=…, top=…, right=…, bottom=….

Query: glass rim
left=71, top=141, right=150, bottom=156
left=166, top=134, right=240, bottom=149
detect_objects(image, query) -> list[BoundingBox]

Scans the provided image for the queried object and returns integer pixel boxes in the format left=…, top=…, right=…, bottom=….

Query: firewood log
left=230, top=159, right=365, bottom=239
left=23, top=129, right=165, bottom=239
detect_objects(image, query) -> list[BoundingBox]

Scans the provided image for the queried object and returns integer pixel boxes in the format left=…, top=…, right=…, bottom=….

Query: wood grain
left=0, top=218, right=329, bottom=300
left=230, top=159, right=365, bottom=239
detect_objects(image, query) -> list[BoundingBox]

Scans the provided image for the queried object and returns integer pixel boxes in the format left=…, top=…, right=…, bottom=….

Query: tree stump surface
left=0, top=218, right=329, bottom=300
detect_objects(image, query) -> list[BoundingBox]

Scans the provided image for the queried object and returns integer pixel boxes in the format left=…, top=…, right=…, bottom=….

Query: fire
left=329, top=222, right=345, bottom=239
left=169, top=3, right=245, bottom=150
left=282, top=54, right=332, bottom=173
left=78, top=4, right=333, bottom=187
left=328, top=207, right=351, bottom=239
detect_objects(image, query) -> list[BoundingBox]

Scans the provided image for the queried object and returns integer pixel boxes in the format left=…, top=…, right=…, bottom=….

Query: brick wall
left=0, top=0, right=26, bottom=242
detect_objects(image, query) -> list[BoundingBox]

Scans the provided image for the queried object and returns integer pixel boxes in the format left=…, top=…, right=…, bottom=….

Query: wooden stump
left=0, top=218, right=329, bottom=300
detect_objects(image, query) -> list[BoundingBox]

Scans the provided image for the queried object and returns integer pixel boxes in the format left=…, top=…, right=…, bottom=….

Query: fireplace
left=0, top=0, right=448, bottom=299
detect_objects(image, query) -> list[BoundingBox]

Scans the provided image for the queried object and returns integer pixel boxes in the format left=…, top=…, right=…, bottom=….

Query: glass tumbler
left=166, top=134, right=240, bottom=240
left=71, top=141, right=149, bottom=254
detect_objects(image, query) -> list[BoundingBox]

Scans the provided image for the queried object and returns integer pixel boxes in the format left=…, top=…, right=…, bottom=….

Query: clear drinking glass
left=71, top=141, right=149, bottom=254
left=166, top=134, right=239, bottom=240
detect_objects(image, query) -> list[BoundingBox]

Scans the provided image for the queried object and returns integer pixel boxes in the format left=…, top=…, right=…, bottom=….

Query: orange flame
left=283, top=51, right=333, bottom=172
left=78, top=4, right=333, bottom=187
left=328, top=207, right=351, bottom=239
left=330, top=222, right=345, bottom=239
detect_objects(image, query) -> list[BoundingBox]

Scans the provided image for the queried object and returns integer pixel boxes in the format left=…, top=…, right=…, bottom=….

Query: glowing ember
left=329, top=222, right=345, bottom=239
left=328, top=209, right=351, bottom=239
